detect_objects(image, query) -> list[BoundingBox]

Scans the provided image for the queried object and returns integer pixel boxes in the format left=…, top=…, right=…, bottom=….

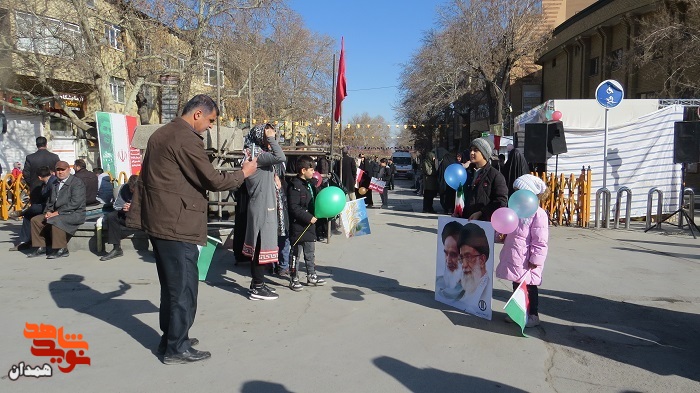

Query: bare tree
left=134, top=0, right=274, bottom=114
left=341, top=113, right=390, bottom=149
left=629, top=0, right=700, bottom=98
left=0, top=0, right=190, bottom=130
left=219, top=6, right=333, bottom=123
left=398, top=0, right=548, bottom=148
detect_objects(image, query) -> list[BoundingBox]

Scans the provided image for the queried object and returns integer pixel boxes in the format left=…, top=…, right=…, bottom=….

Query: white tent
left=514, top=100, right=684, bottom=219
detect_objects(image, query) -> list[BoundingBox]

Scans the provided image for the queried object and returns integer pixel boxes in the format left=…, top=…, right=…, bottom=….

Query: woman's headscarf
left=502, top=148, right=530, bottom=196
left=244, top=124, right=269, bottom=158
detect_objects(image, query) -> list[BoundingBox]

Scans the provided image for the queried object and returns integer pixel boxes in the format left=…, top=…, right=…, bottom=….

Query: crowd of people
left=4, top=94, right=549, bottom=363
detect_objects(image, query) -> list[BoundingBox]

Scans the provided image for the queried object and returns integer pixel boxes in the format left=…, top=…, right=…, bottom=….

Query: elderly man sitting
left=29, top=161, right=87, bottom=259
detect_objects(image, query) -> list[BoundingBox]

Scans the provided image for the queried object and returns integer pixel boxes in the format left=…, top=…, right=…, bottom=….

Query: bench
left=69, top=216, right=236, bottom=254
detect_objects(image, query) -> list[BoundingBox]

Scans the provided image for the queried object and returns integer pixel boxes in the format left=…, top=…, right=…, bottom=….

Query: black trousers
left=104, top=210, right=126, bottom=246
left=250, top=233, right=266, bottom=287
left=423, top=189, right=437, bottom=212
left=513, top=282, right=539, bottom=316
left=151, top=236, right=199, bottom=356
left=19, top=204, right=45, bottom=244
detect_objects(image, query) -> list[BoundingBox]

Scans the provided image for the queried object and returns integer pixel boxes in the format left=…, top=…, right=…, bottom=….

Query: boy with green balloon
left=287, top=155, right=327, bottom=289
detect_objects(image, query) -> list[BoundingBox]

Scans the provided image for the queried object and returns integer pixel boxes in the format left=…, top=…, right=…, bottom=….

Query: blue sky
left=286, top=0, right=442, bottom=125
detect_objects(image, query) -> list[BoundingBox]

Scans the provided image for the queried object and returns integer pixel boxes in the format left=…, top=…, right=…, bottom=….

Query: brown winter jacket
left=126, top=118, right=245, bottom=245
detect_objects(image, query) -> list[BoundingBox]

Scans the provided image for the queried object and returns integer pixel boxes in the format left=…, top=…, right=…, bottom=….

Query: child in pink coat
left=496, top=174, right=549, bottom=327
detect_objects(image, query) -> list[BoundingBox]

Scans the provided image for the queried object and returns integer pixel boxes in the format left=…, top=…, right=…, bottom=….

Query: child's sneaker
left=249, top=282, right=276, bottom=293
left=307, top=274, right=326, bottom=286
left=525, top=315, right=540, bottom=327
left=289, top=277, right=303, bottom=291
left=249, top=285, right=279, bottom=300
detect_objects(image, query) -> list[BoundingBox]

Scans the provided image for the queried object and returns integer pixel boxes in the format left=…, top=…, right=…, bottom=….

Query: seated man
left=100, top=175, right=138, bottom=261
left=93, top=167, right=114, bottom=205
left=29, top=161, right=86, bottom=259
left=73, top=159, right=99, bottom=206
left=9, top=166, right=55, bottom=251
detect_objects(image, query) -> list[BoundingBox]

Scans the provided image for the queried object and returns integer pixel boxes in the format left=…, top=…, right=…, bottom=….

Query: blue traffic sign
left=595, top=80, right=624, bottom=109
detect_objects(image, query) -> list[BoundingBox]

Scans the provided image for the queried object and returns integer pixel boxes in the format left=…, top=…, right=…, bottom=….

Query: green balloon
left=315, top=186, right=347, bottom=218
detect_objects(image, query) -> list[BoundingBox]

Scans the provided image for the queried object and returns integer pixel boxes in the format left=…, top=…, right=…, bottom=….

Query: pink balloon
left=491, top=207, right=519, bottom=234
left=312, top=171, right=323, bottom=187
left=552, top=110, right=563, bottom=121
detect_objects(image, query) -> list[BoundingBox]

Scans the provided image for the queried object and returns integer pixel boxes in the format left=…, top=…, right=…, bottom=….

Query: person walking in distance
left=127, top=94, right=257, bottom=364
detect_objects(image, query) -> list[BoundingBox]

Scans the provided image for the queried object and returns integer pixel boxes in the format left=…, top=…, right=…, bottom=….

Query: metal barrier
left=595, top=187, right=611, bottom=228
left=646, top=187, right=663, bottom=230
left=679, top=187, right=696, bottom=228
left=614, top=187, right=632, bottom=229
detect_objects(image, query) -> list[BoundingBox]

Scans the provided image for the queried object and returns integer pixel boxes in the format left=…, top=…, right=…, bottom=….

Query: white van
left=391, top=151, right=414, bottom=179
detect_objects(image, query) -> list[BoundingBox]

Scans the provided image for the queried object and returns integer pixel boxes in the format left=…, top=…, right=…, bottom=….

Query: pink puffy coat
left=496, top=207, right=549, bottom=286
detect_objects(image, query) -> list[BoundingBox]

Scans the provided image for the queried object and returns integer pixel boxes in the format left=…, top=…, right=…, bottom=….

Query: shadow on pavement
left=386, top=222, right=438, bottom=234
left=49, top=274, right=161, bottom=356
left=240, top=381, right=295, bottom=393
left=530, top=288, right=700, bottom=382
left=615, top=238, right=700, bottom=249
left=203, top=247, right=252, bottom=298
left=381, top=212, right=441, bottom=220
left=373, top=356, right=527, bottom=393
left=612, top=246, right=700, bottom=261
left=441, top=309, right=522, bottom=338
left=329, top=266, right=441, bottom=310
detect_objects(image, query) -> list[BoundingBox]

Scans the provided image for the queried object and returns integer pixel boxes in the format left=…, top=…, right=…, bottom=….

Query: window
left=109, top=77, right=125, bottom=103
left=610, top=48, right=623, bottom=71
left=203, top=61, right=224, bottom=87
left=588, top=57, right=599, bottom=76
left=552, top=58, right=557, bottom=68
left=105, top=24, right=123, bottom=50
left=178, top=55, right=186, bottom=71
left=15, top=11, right=82, bottom=58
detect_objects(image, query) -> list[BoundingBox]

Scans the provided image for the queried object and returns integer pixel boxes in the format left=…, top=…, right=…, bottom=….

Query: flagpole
left=329, top=53, right=337, bottom=242
left=330, top=53, right=336, bottom=161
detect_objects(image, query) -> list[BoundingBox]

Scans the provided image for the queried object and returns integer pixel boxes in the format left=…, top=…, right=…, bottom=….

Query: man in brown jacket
left=127, top=94, right=257, bottom=364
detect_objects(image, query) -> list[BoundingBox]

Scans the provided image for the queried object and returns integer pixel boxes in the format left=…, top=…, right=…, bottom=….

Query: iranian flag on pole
left=504, top=279, right=529, bottom=336
left=454, top=184, right=465, bottom=217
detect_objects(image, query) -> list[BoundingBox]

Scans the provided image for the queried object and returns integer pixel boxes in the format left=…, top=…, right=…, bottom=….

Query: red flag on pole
left=334, top=37, right=347, bottom=122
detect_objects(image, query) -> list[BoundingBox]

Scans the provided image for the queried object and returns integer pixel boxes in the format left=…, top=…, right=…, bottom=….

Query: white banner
left=548, top=104, right=684, bottom=218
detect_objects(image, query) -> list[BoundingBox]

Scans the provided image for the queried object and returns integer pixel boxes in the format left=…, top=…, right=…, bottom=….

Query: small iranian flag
left=454, top=184, right=465, bottom=217
left=504, top=279, right=529, bottom=336
left=355, top=168, right=365, bottom=188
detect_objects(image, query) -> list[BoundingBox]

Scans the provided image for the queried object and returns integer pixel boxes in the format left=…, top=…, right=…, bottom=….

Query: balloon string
left=292, top=223, right=312, bottom=247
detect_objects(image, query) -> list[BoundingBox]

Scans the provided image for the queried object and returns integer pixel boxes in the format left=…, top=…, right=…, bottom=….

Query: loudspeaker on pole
left=674, top=121, right=700, bottom=164
left=524, top=121, right=568, bottom=163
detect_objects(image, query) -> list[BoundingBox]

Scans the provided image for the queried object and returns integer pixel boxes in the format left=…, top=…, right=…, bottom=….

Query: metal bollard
left=646, top=188, right=663, bottom=230
left=595, top=188, right=611, bottom=228
left=679, top=187, right=696, bottom=228
left=614, top=187, right=632, bottom=229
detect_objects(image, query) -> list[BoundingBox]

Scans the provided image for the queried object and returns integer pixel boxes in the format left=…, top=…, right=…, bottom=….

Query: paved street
left=1, top=178, right=699, bottom=392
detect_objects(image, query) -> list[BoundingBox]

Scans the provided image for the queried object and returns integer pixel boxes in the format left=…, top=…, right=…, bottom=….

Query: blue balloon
left=444, top=163, right=468, bottom=190
left=508, top=189, right=539, bottom=218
